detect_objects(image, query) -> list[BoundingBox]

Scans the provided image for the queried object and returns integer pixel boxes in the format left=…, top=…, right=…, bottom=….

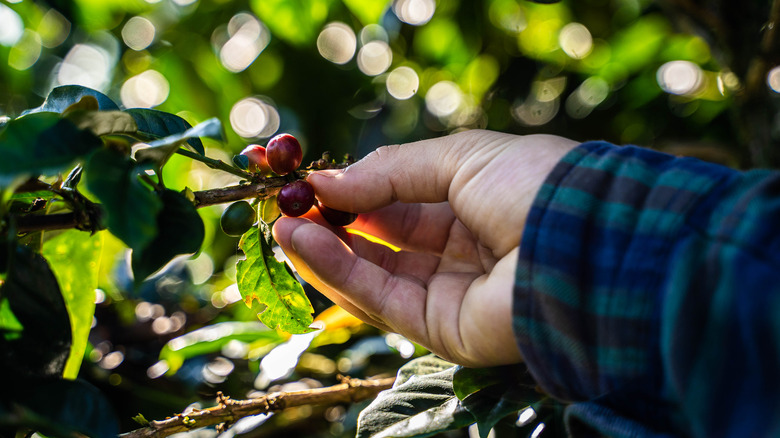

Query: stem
left=176, top=148, right=253, bottom=180
left=120, top=376, right=395, bottom=438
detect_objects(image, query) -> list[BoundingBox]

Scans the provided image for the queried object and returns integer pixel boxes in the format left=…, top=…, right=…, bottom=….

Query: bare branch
left=121, top=376, right=396, bottom=438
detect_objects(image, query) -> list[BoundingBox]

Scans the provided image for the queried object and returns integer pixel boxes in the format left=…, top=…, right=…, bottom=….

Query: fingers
left=273, top=217, right=432, bottom=338
left=307, top=132, right=473, bottom=213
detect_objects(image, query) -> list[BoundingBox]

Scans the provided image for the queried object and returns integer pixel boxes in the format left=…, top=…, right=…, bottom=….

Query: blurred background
left=1, top=0, right=778, bottom=436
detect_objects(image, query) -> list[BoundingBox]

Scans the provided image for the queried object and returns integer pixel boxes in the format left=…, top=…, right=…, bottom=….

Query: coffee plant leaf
left=131, top=188, right=205, bottom=282
left=0, top=244, right=71, bottom=378
left=236, top=226, right=314, bottom=334
left=1, top=376, right=119, bottom=438
left=42, top=230, right=103, bottom=379
left=0, top=112, right=102, bottom=186
left=356, top=361, right=475, bottom=438
left=22, top=85, right=120, bottom=115
left=65, top=109, right=139, bottom=137
left=126, top=108, right=211, bottom=155
left=83, top=148, right=162, bottom=251
left=159, top=321, right=284, bottom=374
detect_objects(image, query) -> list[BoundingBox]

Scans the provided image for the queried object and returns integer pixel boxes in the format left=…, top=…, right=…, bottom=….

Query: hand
left=273, top=130, right=578, bottom=367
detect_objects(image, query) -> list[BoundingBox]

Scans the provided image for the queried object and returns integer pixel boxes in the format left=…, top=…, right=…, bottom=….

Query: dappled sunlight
left=425, top=80, right=463, bottom=118
left=559, top=22, right=593, bottom=59
left=219, top=12, right=270, bottom=73
left=767, top=66, right=780, bottom=93
left=229, top=96, right=280, bottom=138
left=657, top=60, right=703, bottom=95
left=0, top=4, right=23, bottom=46
left=8, top=30, right=41, bottom=71
left=358, top=40, right=393, bottom=76
left=121, top=16, right=156, bottom=51
left=393, top=0, right=436, bottom=26
left=317, top=22, right=356, bottom=65
left=58, top=43, right=113, bottom=91
left=566, top=76, right=609, bottom=119
left=386, top=66, right=419, bottom=100
left=120, top=69, right=170, bottom=108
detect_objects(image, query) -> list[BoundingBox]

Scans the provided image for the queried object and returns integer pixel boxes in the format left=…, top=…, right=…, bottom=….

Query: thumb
left=307, top=132, right=474, bottom=213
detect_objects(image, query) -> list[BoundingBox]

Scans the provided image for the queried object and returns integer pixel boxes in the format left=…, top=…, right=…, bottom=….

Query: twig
left=120, top=376, right=396, bottom=438
left=14, top=178, right=291, bottom=233
left=176, top=148, right=253, bottom=180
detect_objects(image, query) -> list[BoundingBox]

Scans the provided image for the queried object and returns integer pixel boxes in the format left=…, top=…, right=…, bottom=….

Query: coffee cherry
left=240, top=144, right=272, bottom=175
left=277, top=180, right=315, bottom=217
left=220, top=201, right=256, bottom=236
left=317, top=201, right=358, bottom=227
left=266, top=133, right=303, bottom=176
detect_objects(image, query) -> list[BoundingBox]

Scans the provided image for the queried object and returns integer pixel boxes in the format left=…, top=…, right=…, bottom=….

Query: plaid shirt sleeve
left=513, top=141, right=780, bottom=437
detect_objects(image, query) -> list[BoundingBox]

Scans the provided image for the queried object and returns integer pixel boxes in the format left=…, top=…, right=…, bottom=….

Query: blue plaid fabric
left=514, top=141, right=780, bottom=437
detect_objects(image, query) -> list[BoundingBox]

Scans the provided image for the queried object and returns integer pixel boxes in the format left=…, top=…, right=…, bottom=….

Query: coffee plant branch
left=121, top=376, right=396, bottom=438
left=13, top=177, right=291, bottom=234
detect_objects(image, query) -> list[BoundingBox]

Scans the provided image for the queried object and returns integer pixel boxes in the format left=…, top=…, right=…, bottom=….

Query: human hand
left=272, top=130, right=578, bottom=367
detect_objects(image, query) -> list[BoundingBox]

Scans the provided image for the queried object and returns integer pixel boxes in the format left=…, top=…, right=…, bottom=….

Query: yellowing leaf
left=236, top=226, right=314, bottom=334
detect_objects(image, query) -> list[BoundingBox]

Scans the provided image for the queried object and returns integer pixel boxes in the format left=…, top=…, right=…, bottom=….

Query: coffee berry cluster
left=220, top=133, right=357, bottom=236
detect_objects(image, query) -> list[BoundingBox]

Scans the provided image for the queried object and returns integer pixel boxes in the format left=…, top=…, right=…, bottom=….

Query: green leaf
left=0, top=244, right=71, bottom=377
left=22, top=85, right=120, bottom=115
left=454, top=364, right=545, bottom=437
left=83, top=148, right=162, bottom=251
left=131, top=189, right=205, bottom=282
left=0, top=113, right=103, bottom=186
left=1, top=377, right=119, bottom=438
left=65, top=109, right=139, bottom=137
left=236, top=225, right=314, bottom=333
left=126, top=108, right=209, bottom=155
left=397, top=354, right=456, bottom=386
left=160, top=321, right=284, bottom=373
left=42, top=230, right=103, bottom=379
left=251, top=0, right=334, bottom=46
left=356, top=358, right=474, bottom=438
left=342, top=0, right=391, bottom=25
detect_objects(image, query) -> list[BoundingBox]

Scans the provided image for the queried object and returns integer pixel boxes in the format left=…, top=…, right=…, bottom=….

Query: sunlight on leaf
left=43, top=230, right=103, bottom=379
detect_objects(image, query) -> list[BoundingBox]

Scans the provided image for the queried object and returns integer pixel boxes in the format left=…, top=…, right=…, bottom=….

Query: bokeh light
left=229, top=97, right=280, bottom=138
left=657, top=60, right=703, bottom=95
left=767, top=66, right=780, bottom=93
left=317, top=22, right=356, bottom=65
left=425, top=81, right=463, bottom=118
left=122, top=16, right=156, bottom=51
left=386, top=66, right=419, bottom=100
left=393, top=0, right=436, bottom=26
left=57, top=43, right=113, bottom=91
left=566, top=76, right=609, bottom=119
left=559, top=22, right=593, bottom=59
left=120, top=70, right=170, bottom=108
left=8, top=30, right=41, bottom=71
left=39, top=9, right=71, bottom=48
left=0, top=4, right=23, bottom=46
left=360, top=24, right=389, bottom=45
left=357, top=40, right=393, bottom=76
left=219, top=13, right=269, bottom=73
left=512, top=96, right=559, bottom=126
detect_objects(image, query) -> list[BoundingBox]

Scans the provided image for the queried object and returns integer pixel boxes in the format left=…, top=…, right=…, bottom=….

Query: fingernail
left=310, top=169, right=345, bottom=179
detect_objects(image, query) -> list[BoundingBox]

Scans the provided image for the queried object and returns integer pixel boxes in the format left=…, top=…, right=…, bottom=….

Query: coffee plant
left=0, top=85, right=553, bottom=438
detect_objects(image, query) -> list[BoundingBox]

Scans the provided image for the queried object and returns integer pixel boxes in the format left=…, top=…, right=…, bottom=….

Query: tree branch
left=121, top=376, right=395, bottom=438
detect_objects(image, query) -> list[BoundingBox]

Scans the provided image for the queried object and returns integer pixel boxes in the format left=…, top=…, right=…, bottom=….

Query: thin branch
left=121, top=376, right=396, bottom=438
left=13, top=177, right=292, bottom=233
left=176, top=148, right=253, bottom=180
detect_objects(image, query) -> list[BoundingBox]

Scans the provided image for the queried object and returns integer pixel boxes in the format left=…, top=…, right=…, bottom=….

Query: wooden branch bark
left=121, top=376, right=395, bottom=438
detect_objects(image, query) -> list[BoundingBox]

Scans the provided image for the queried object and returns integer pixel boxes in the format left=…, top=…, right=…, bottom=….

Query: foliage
left=1, top=0, right=780, bottom=437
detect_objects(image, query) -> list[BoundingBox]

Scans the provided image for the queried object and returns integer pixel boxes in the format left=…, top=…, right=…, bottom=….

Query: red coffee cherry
left=277, top=180, right=315, bottom=217
left=266, top=133, right=303, bottom=176
left=317, top=201, right=358, bottom=227
left=240, top=144, right=272, bottom=175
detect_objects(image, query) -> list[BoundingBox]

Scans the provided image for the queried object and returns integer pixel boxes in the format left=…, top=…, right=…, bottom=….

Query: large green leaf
left=236, top=225, right=314, bottom=333
left=65, top=109, right=139, bottom=137
left=160, top=321, right=284, bottom=373
left=356, top=356, right=474, bottom=438
left=0, top=112, right=103, bottom=186
left=42, top=230, right=103, bottom=379
left=131, top=189, right=205, bottom=282
left=0, top=377, right=119, bottom=438
left=0, top=244, right=71, bottom=377
left=83, top=148, right=162, bottom=251
left=125, top=108, right=209, bottom=155
left=22, top=85, right=120, bottom=115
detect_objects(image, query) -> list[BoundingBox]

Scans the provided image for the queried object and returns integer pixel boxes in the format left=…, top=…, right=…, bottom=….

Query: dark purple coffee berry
left=317, top=201, right=358, bottom=227
left=266, top=133, right=303, bottom=176
left=277, top=180, right=315, bottom=217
